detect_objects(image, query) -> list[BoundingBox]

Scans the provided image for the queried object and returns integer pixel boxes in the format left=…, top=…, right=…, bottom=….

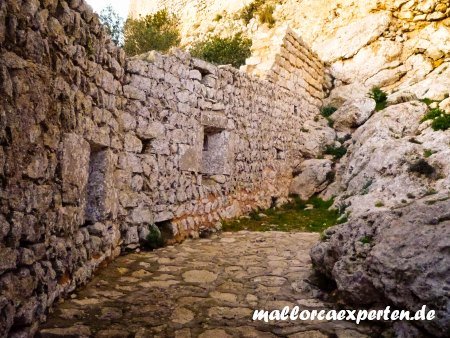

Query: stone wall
left=118, top=46, right=323, bottom=248
left=0, top=0, right=128, bottom=336
left=243, top=26, right=325, bottom=109
left=0, top=0, right=324, bottom=336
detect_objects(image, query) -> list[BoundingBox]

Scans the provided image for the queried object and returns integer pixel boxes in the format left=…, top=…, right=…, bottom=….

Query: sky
left=86, top=0, right=131, bottom=18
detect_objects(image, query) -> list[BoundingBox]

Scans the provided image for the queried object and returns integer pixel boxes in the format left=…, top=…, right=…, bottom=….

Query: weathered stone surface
left=322, top=101, right=450, bottom=218
left=332, top=98, right=376, bottom=131
left=39, top=232, right=382, bottom=337
left=297, top=120, right=336, bottom=159
left=314, top=12, right=392, bottom=63
left=311, top=200, right=450, bottom=337
left=61, top=133, right=91, bottom=204
left=290, top=159, right=334, bottom=200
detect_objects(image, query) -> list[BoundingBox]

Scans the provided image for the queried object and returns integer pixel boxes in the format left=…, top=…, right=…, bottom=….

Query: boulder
left=310, top=199, right=450, bottom=337
left=297, top=119, right=336, bottom=158
left=332, top=98, right=376, bottom=131
left=290, top=159, right=334, bottom=200
left=324, top=83, right=369, bottom=108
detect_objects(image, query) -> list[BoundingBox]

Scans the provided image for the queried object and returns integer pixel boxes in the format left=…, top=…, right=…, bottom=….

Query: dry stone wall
left=0, top=0, right=324, bottom=336
left=243, top=26, right=325, bottom=109
left=119, top=47, right=323, bottom=248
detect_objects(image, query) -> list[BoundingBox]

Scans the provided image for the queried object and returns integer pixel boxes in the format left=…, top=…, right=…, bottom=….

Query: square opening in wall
left=201, top=127, right=229, bottom=175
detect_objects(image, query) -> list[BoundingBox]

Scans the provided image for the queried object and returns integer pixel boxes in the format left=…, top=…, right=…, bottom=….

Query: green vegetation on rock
left=258, top=5, right=276, bottom=27
left=324, top=145, right=347, bottom=159
left=222, top=196, right=341, bottom=233
left=123, top=10, right=181, bottom=56
left=240, top=0, right=277, bottom=27
left=421, top=107, right=450, bottom=131
left=190, top=33, right=252, bottom=68
left=369, top=87, right=388, bottom=111
left=240, top=0, right=265, bottom=24
left=144, top=224, right=164, bottom=250
left=320, top=106, right=337, bottom=118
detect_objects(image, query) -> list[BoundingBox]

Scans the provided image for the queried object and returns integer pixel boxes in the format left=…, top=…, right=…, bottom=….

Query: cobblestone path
left=39, top=232, right=378, bottom=338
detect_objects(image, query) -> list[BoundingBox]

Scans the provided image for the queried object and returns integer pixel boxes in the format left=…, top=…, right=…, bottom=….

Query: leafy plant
left=324, top=145, right=347, bottom=159
left=375, top=201, right=384, bottom=207
left=424, top=149, right=435, bottom=158
left=190, top=33, right=252, bottom=68
left=421, top=108, right=444, bottom=122
left=123, top=10, right=181, bottom=56
left=360, top=235, right=373, bottom=244
left=369, top=87, right=388, bottom=111
left=420, top=107, right=450, bottom=131
left=145, top=224, right=164, bottom=250
left=257, top=4, right=276, bottom=27
left=320, top=106, right=337, bottom=118
left=240, top=0, right=265, bottom=24
left=419, top=98, right=438, bottom=106
left=99, top=5, right=124, bottom=46
left=432, top=114, right=450, bottom=131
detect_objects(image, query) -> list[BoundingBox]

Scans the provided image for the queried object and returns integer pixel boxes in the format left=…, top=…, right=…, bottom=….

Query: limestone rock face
left=322, top=102, right=450, bottom=218
left=297, top=120, right=336, bottom=159
left=310, top=199, right=450, bottom=337
left=313, top=12, right=392, bottom=63
left=290, top=159, right=334, bottom=200
left=331, top=98, right=376, bottom=132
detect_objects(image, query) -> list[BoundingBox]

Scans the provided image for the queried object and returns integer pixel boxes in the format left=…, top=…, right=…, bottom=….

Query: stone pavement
left=38, top=232, right=379, bottom=338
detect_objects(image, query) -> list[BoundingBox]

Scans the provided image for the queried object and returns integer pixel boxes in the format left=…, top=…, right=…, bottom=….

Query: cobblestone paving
left=39, top=232, right=379, bottom=338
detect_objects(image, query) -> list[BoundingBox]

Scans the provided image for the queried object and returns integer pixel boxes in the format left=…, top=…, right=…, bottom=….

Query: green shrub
left=420, top=107, right=450, bottom=131
left=432, top=114, right=450, bottom=131
left=360, top=235, right=373, bottom=244
left=409, top=159, right=435, bottom=177
left=190, top=33, right=252, bottom=68
left=240, top=0, right=265, bottom=24
left=324, top=145, right=347, bottom=159
left=369, top=87, right=388, bottom=111
left=424, top=149, right=434, bottom=158
left=375, top=201, right=384, bottom=207
left=145, top=224, right=164, bottom=250
left=419, top=98, right=438, bottom=106
left=320, top=106, right=337, bottom=118
left=257, top=5, right=276, bottom=27
left=123, top=10, right=180, bottom=56
left=421, top=108, right=444, bottom=122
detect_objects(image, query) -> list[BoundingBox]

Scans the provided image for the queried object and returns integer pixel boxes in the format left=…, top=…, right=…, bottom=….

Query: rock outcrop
left=311, top=199, right=450, bottom=337
left=289, top=159, right=334, bottom=200
left=322, top=101, right=450, bottom=218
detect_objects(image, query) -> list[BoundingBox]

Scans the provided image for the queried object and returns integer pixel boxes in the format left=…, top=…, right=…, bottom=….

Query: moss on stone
left=222, top=196, right=340, bottom=233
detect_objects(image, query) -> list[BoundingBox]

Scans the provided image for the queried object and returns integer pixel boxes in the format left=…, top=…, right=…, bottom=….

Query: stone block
left=61, top=133, right=90, bottom=205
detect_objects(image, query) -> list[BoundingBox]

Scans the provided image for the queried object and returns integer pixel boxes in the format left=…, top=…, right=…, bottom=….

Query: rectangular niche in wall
left=85, top=146, right=118, bottom=224
left=201, top=127, right=230, bottom=175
